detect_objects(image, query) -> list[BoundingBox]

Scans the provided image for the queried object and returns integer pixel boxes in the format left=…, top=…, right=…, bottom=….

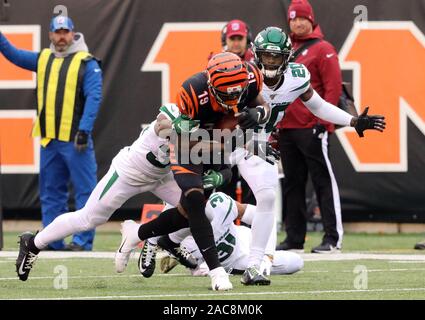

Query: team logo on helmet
left=206, top=52, right=249, bottom=111
left=253, top=27, right=294, bottom=79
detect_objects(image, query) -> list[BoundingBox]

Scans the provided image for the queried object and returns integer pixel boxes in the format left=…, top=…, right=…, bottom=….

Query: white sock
left=169, top=228, right=191, bottom=244
left=248, top=188, right=276, bottom=267
left=265, top=217, right=277, bottom=257
left=148, top=236, right=159, bottom=245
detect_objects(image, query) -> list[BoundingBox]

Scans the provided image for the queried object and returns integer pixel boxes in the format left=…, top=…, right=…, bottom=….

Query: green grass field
left=1, top=231, right=425, bottom=300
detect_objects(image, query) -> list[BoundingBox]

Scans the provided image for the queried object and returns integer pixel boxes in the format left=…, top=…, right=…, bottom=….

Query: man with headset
left=221, top=19, right=254, bottom=63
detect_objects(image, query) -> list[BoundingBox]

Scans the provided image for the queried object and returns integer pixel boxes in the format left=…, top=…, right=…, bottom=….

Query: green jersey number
left=209, top=193, right=225, bottom=208
left=216, top=233, right=236, bottom=263
left=290, top=64, right=306, bottom=78
left=256, top=102, right=290, bottom=133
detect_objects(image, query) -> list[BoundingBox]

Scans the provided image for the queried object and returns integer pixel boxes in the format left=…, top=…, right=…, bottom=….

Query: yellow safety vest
left=32, top=48, right=93, bottom=146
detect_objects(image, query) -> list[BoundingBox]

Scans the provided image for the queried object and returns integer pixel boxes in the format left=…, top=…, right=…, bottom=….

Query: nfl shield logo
left=56, top=16, right=66, bottom=24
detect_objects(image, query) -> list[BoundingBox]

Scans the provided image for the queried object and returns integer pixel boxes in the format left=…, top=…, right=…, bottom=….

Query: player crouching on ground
left=138, top=189, right=303, bottom=279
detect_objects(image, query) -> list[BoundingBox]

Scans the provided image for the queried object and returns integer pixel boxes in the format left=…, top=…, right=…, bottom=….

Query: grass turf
left=1, top=231, right=425, bottom=300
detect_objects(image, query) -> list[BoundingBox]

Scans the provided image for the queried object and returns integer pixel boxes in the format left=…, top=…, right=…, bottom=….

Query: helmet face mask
left=207, top=52, right=249, bottom=111
left=209, top=83, right=248, bottom=110
left=253, top=27, right=293, bottom=79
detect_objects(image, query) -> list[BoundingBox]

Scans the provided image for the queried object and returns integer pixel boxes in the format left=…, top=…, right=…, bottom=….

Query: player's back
left=205, top=193, right=249, bottom=272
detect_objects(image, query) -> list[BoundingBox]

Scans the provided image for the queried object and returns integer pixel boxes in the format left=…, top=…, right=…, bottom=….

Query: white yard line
left=9, top=287, right=425, bottom=300
left=1, top=251, right=425, bottom=261
left=0, top=273, right=188, bottom=281
left=1, top=267, right=425, bottom=282
left=299, top=253, right=425, bottom=261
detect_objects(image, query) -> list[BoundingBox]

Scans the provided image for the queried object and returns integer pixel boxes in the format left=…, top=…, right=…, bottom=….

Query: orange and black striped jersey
left=176, top=62, right=263, bottom=129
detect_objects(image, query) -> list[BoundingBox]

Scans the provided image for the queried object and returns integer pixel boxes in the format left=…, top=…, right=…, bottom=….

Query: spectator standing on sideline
left=221, top=19, right=254, bottom=63
left=276, top=0, right=343, bottom=253
left=0, top=15, right=102, bottom=251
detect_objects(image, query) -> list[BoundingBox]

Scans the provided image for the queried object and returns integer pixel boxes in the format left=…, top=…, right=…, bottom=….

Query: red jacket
left=277, top=25, right=342, bottom=132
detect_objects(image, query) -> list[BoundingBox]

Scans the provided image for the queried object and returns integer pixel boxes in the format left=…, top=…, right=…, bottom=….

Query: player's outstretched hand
left=353, top=107, right=386, bottom=137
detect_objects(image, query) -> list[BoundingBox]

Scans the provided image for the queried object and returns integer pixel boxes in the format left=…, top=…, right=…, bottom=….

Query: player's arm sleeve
left=0, top=31, right=38, bottom=72
left=78, top=59, right=103, bottom=133
left=245, top=62, right=264, bottom=107
left=318, top=43, right=342, bottom=105
left=302, top=88, right=353, bottom=126
left=176, top=85, right=196, bottom=118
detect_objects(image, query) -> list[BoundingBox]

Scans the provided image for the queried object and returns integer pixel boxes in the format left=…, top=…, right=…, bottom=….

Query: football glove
left=237, top=106, right=269, bottom=130
left=353, top=107, right=386, bottom=137
left=245, top=139, right=281, bottom=165
left=74, top=130, right=89, bottom=152
left=172, top=114, right=200, bottom=135
left=202, top=169, right=224, bottom=190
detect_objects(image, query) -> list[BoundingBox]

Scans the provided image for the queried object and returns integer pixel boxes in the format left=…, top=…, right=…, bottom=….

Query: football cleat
left=16, top=232, right=39, bottom=281
left=311, top=242, right=341, bottom=254
left=210, top=266, right=233, bottom=291
left=241, top=266, right=271, bottom=286
left=115, top=220, right=141, bottom=273
left=157, top=235, right=198, bottom=269
left=160, top=255, right=179, bottom=274
left=276, top=240, right=305, bottom=253
left=414, top=240, right=425, bottom=250
left=138, top=240, right=158, bottom=278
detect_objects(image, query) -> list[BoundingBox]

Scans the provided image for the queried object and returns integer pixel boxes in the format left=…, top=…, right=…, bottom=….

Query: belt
left=146, top=151, right=169, bottom=168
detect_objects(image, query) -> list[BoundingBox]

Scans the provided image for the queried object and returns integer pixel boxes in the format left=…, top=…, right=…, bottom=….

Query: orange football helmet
left=206, top=52, right=249, bottom=111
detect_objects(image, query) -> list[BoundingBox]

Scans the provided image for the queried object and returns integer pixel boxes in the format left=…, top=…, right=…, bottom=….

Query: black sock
left=158, top=235, right=178, bottom=248
left=28, top=236, right=40, bottom=254
left=138, top=207, right=189, bottom=240
left=183, top=191, right=221, bottom=270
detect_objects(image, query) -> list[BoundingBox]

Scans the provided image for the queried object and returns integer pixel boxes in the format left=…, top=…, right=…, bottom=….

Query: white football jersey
left=111, top=103, right=180, bottom=185
left=204, top=192, right=249, bottom=272
left=258, top=62, right=311, bottom=137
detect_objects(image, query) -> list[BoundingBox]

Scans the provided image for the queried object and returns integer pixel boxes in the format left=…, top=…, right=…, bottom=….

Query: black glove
left=245, top=139, right=281, bottom=165
left=353, top=107, right=386, bottom=137
left=237, top=106, right=268, bottom=129
left=74, top=130, right=89, bottom=152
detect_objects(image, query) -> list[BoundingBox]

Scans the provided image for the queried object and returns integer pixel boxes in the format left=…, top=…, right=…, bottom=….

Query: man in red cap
left=276, top=0, right=344, bottom=253
left=222, top=19, right=255, bottom=63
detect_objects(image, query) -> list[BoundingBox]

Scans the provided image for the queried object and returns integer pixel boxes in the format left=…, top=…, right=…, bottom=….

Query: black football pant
left=170, top=157, right=221, bottom=270
left=279, top=127, right=343, bottom=247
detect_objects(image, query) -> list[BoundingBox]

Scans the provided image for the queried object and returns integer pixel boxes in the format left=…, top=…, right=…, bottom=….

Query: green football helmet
left=253, top=27, right=293, bottom=79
